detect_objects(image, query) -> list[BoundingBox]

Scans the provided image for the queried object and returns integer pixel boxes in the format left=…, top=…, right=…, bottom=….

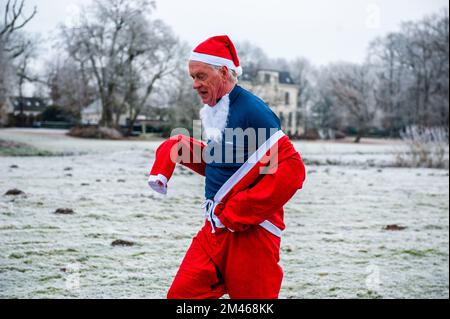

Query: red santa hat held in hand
left=190, top=35, right=243, bottom=76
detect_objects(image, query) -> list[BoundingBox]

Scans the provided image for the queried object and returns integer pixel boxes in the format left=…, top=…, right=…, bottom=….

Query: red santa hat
left=190, top=35, right=243, bottom=76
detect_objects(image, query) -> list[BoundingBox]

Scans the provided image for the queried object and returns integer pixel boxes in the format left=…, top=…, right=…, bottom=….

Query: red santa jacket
left=148, top=131, right=306, bottom=236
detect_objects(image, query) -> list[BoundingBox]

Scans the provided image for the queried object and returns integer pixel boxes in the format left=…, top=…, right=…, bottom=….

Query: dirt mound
left=111, top=239, right=135, bottom=247
left=384, top=224, right=407, bottom=231
left=54, top=208, right=75, bottom=215
left=5, top=189, right=25, bottom=196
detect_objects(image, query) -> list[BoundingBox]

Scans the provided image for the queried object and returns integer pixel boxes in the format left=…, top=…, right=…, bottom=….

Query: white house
left=81, top=99, right=129, bottom=126
left=240, top=69, right=302, bottom=136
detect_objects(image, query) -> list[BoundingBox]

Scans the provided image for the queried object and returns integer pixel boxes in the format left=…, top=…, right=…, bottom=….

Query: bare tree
left=368, top=33, right=408, bottom=135
left=311, top=66, right=343, bottom=137
left=0, top=0, right=36, bottom=38
left=46, top=57, right=96, bottom=122
left=235, top=41, right=270, bottom=75
left=0, top=0, right=36, bottom=105
left=369, top=8, right=449, bottom=131
left=60, top=0, right=181, bottom=131
left=328, top=63, right=378, bottom=143
left=119, top=19, right=184, bottom=135
left=288, top=58, right=315, bottom=135
left=15, top=34, right=38, bottom=97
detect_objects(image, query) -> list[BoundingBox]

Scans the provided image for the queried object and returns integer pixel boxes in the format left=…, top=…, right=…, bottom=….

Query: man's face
left=189, top=61, right=227, bottom=106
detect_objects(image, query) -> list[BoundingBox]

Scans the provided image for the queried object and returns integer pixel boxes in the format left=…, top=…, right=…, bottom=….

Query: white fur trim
left=212, top=130, right=286, bottom=238
left=190, top=51, right=242, bottom=76
left=259, top=220, right=283, bottom=237
left=214, top=130, right=285, bottom=202
left=200, top=94, right=230, bottom=143
left=148, top=174, right=168, bottom=195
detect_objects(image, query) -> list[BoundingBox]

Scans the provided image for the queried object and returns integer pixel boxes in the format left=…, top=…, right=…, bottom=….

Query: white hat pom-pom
left=235, top=66, right=243, bottom=77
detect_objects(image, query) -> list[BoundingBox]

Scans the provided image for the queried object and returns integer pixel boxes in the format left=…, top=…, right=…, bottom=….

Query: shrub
left=68, top=126, right=123, bottom=140
left=396, top=126, right=449, bottom=169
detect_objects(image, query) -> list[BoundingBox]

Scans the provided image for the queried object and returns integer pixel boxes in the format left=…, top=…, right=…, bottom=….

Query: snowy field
left=0, top=128, right=448, bottom=299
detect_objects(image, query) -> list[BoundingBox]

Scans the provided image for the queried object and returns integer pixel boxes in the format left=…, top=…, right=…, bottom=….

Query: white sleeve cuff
left=148, top=174, right=168, bottom=195
left=211, top=212, right=225, bottom=229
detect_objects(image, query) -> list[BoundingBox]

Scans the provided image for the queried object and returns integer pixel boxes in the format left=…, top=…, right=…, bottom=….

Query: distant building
left=240, top=69, right=302, bottom=136
left=0, top=96, right=48, bottom=126
left=11, top=97, right=48, bottom=116
left=81, top=99, right=129, bottom=126
left=80, top=99, right=169, bottom=134
left=0, top=98, right=13, bottom=126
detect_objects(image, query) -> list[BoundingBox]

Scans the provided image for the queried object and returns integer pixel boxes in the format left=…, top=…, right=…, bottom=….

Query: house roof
left=278, top=71, right=295, bottom=85
left=82, top=99, right=102, bottom=115
left=11, top=97, right=48, bottom=112
left=241, top=68, right=296, bottom=85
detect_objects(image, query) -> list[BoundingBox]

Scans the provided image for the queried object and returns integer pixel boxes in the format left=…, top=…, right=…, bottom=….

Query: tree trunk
left=126, top=111, right=139, bottom=136
left=100, top=99, right=113, bottom=127
left=354, top=127, right=365, bottom=143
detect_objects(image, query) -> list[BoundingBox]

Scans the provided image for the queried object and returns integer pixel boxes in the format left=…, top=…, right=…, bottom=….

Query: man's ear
left=220, top=66, right=229, bottom=80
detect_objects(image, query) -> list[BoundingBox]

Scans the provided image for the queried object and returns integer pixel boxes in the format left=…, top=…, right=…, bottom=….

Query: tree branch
left=0, top=0, right=37, bottom=37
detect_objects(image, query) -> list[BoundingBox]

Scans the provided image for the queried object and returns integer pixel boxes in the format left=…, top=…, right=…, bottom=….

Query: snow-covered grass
left=0, top=128, right=448, bottom=299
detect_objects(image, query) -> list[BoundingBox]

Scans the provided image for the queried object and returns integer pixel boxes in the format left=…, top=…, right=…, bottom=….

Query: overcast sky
left=20, top=0, right=450, bottom=66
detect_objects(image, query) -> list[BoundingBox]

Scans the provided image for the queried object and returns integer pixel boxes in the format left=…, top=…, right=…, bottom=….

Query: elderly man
left=148, top=35, right=306, bottom=299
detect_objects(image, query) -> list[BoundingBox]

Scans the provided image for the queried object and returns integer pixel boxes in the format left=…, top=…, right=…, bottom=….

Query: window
left=285, top=92, right=290, bottom=105
left=279, top=112, right=285, bottom=126
left=296, top=111, right=302, bottom=123
left=288, top=112, right=293, bottom=127
left=264, top=74, right=271, bottom=84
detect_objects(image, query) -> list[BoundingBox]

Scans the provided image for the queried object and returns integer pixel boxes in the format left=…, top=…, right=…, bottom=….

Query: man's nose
left=192, top=79, right=201, bottom=90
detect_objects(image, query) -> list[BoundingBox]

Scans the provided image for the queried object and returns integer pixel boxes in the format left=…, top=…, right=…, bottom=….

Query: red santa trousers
left=148, top=133, right=306, bottom=299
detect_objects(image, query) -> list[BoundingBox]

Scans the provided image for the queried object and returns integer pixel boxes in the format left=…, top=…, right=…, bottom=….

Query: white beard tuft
left=199, top=94, right=230, bottom=143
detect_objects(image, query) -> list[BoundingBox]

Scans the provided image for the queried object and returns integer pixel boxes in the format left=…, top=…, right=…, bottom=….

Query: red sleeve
left=150, top=135, right=206, bottom=178
left=215, top=156, right=306, bottom=231
left=177, top=135, right=206, bottom=176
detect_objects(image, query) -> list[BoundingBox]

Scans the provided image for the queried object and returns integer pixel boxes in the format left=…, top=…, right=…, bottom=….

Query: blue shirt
left=204, top=85, right=281, bottom=200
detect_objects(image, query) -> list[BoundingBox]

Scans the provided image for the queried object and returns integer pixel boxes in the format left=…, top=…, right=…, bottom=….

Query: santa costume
left=148, top=35, right=306, bottom=299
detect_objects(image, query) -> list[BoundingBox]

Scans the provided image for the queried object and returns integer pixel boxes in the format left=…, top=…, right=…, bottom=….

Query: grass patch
left=400, top=249, right=444, bottom=257
left=0, top=139, right=55, bottom=157
left=39, top=274, right=63, bottom=282
left=9, top=253, right=25, bottom=259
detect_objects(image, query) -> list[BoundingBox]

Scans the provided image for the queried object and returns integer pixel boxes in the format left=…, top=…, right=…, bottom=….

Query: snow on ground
left=0, top=128, right=448, bottom=298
